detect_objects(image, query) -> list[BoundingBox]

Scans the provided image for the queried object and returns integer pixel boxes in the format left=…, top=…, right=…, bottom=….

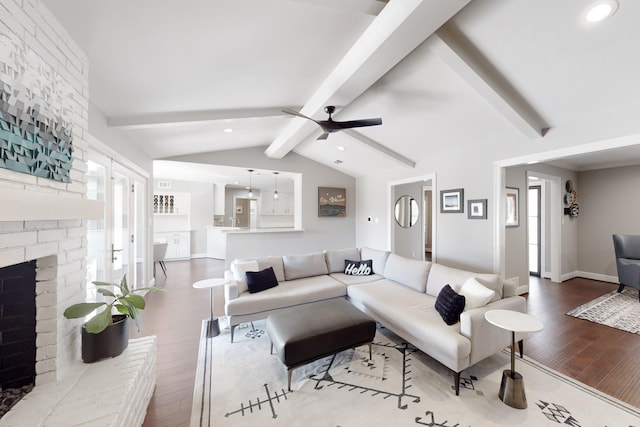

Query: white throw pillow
left=458, top=277, right=496, bottom=311
left=230, top=260, right=259, bottom=294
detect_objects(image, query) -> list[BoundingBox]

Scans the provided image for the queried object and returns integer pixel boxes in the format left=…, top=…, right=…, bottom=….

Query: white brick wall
left=0, top=0, right=89, bottom=389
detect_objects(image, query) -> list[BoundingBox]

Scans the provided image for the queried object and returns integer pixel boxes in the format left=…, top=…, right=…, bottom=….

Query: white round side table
left=193, top=278, right=229, bottom=338
left=485, top=309, right=543, bottom=409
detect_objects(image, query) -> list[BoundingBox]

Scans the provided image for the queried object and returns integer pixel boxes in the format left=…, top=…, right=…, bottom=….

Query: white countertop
left=206, top=226, right=304, bottom=234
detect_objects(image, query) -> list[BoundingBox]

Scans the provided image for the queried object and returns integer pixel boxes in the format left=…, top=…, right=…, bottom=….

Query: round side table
left=193, top=278, right=229, bottom=338
left=484, top=309, right=543, bottom=409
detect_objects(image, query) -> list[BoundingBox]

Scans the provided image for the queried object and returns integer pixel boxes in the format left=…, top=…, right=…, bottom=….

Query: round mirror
left=394, top=195, right=419, bottom=228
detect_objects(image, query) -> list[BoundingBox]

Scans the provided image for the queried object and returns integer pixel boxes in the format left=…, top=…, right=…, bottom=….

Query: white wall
left=577, top=165, right=640, bottom=280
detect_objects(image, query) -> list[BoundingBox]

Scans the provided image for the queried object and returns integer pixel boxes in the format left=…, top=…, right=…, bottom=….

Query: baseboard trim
left=560, top=270, right=618, bottom=284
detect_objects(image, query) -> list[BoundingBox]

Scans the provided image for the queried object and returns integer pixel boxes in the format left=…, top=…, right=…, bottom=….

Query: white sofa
left=224, top=247, right=526, bottom=394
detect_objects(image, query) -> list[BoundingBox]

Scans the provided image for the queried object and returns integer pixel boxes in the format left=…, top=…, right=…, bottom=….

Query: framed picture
left=440, top=188, right=464, bottom=213
left=505, top=187, right=519, bottom=227
left=468, top=199, right=487, bottom=219
left=318, top=187, right=346, bottom=217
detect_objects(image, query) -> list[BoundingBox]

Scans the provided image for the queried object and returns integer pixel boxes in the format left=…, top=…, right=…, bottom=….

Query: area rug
left=190, top=320, right=640, bottom=427
left=567, top=288, right=640, bottom=334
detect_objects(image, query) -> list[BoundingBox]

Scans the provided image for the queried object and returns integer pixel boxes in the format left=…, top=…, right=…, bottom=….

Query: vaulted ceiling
left=43, top=0, right=640, bottom=182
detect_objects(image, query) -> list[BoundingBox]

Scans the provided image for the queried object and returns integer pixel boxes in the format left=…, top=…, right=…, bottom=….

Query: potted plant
left=63, top=275, right=163, bottom=363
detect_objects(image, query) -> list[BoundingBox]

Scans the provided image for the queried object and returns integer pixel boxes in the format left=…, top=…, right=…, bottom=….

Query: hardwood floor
left=133, top=260, right=640, bottom=426
left=130, top=258, right=226, bottom=427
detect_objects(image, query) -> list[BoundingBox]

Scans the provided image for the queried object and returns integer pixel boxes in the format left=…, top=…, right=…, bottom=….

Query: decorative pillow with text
left=344, top=259, right=373, bottom=276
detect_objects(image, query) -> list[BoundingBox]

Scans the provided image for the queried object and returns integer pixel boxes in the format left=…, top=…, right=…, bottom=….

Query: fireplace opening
left=0, top=260, right=36, bottom=418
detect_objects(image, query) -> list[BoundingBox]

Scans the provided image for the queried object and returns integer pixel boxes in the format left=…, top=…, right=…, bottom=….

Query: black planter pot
left=81, top=314, right=129, bottom=363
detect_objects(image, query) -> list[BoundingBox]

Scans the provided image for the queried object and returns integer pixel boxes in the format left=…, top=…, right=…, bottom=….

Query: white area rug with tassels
left=190, top=319, right=640, bottom=427
left=567, top=288, right=640, bottom=334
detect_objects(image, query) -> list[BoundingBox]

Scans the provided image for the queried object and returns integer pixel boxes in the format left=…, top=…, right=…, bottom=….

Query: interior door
left=111, top=166, right=130, bottom=282
left=87, top=146, right=150, bottom=290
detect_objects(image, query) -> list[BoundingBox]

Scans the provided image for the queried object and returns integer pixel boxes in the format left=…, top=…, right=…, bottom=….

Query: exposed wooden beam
left=107, top=107, right=302, bottom=129
left=343, top=129, right=415, bottom=168
left=265, top=0, right=471, bottom=160
left=427, top=26, right=548, bottom=139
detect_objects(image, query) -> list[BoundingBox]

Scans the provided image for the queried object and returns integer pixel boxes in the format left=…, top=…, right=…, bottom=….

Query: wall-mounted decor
left=318, top=187, right=346, bottom=217
left=563, top=179, right=579, bottom=218
left=0, top=35, right=76, bottom=183
left=440, top=188, right=464, bottom=213
left=505, top=187, right=519, bottom=227
left=468, top=199, right=487, bottom=219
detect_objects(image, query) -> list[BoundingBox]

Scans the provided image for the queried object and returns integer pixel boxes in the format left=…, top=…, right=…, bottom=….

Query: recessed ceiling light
left=585, top=0, right=618, bottom=22
left=337, top=146, right=345, bottom=151
left=223, top=128, right=233, bottom=133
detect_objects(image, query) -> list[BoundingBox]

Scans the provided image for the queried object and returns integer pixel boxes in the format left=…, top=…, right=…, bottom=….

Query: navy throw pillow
left=245, top=267, right=279, bottom=294
left=435, top=284, right=466, bottom=325
left=344, top=259, right=373, bottom=276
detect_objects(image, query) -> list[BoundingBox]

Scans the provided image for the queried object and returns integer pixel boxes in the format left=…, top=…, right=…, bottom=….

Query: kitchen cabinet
left=154, top=231, right=191, bottom=259
left=260, top=192, right=294, bottom=215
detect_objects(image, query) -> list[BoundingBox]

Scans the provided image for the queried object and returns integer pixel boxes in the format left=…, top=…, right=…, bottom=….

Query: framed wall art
left=318, top=187, right=346, bottom=217
left=440, top=188, right=464, bottom=213
left=468, top=199, right=487, bottom=219
left=505, top=187, right=519, bottom=227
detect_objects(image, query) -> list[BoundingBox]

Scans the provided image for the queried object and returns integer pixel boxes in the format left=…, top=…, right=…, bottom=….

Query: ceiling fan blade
left=316, top=132, right=330, bottom=140
left=282, top=108, right=318, bottom=124
left=334, top=118, right=382, bottom=129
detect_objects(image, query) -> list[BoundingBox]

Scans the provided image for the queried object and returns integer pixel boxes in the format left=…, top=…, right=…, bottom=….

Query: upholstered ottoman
left=265, top=298, right=376, bottom=390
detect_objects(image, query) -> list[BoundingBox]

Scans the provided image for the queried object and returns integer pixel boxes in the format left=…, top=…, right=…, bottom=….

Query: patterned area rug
left=190, top=320, right=640, bottom=427
left=567, top=288, right=640, bottom=334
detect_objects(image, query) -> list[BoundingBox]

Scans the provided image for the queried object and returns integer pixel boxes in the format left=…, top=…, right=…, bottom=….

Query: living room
left=1, top=0, right=640, bottom=426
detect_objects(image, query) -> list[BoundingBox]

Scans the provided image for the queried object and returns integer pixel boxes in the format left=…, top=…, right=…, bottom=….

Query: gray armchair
left=612, top=234, right=640, bottom=301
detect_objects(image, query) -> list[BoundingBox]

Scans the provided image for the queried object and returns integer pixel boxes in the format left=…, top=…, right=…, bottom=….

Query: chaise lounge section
left=224, top=247, right=526, bottom=393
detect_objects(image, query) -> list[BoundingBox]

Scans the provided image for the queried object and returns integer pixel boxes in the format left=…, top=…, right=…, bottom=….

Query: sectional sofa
left=224, top=247, right=526, bottom=394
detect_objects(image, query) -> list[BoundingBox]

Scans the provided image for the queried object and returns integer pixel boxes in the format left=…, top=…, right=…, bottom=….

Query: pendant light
left=247, top=169, right=254, bottom=197
left=273, top=172, right=279, bottom=199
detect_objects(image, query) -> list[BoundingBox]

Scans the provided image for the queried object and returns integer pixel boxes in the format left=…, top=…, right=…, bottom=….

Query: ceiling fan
left=282, top=106, right=382, bottom=140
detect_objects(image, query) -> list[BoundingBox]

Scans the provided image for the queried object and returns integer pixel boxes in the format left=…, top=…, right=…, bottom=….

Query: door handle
left=111, top=244, right=123, bottom=263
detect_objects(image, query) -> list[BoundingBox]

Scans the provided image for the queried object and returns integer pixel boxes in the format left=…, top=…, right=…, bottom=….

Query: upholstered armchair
left=612, top=234, right=640, bottom=301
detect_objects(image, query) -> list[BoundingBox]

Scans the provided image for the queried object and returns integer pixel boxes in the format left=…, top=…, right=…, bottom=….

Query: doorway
left=389, top=174, right=436, bottom=262
left=87, top=149, right=149, bottom=291
left=423, top=187, right=433, bottom=261
left=528, top=185, right=541, bottom=276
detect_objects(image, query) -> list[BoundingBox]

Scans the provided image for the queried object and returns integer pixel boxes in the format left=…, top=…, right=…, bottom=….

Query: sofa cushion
left=347, top=280, right=471, bottom=369
left=360, top=247, right=391, bottom=275
left=283, top=252, right=329, bottom=281
left=435, top=285, right=466, bottom=325
left=344, top=259, right=373, bottom=276
left=253, top=256, right=285, bottom=282
left=383, top=253, right=431, bottom=293
left=426, top=263, right=503, bottom=301
left=330, top=272, right=384, bottom=286
left=230, top=260, right=259, bottom=294
left=246, top=267, right=279, bottom=294
left=225, top=275, right=346, bottom=316
left=458, top=277, right=495, bottom=310
left=324, top=248, right=360, bottom=273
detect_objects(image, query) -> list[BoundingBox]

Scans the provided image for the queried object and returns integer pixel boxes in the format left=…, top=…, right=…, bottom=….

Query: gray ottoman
left=265, top=298, right=377, bottom=391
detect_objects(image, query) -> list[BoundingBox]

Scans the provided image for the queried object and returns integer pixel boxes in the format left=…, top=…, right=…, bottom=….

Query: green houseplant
left=64, top=275, right=162, bottom=362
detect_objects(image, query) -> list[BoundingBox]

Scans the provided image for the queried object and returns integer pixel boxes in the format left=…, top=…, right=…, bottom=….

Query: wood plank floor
left=132, top=259, right=640, bottom=426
